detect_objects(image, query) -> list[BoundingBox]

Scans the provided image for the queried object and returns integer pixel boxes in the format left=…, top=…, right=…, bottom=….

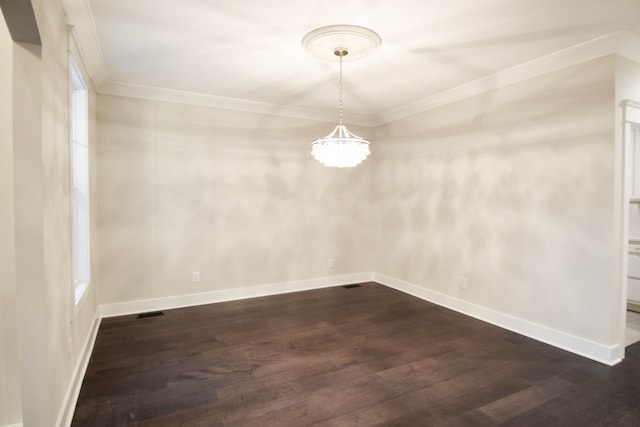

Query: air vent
left=342, top=284, right=362, bottom=289
left=137, top=311, right=164, bottom=319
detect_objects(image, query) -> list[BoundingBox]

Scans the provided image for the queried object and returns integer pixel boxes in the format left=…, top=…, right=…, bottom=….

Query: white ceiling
left=65, top=0, right=640, bottom=125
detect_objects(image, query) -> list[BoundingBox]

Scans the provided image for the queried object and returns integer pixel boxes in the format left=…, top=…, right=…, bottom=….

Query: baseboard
left=50, top=271, right=626, bottom=427
left=373, top=273, right=622, bottom=366
left=100, top=272, right=375, bottom=318
left=1, top=423, right=23, bottom=427
left=56, top=311, right=102, bottom=427
left=94, top=271, right=620, bottom=371
left=98, top=273, right=623, bottom=364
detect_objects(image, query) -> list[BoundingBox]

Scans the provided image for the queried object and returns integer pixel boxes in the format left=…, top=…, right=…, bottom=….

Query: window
left=70, top=58, right=90, bottom=304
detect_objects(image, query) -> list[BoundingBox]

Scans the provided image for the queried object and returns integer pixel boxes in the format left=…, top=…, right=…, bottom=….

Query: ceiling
left=64, top=0, right=640, bottom=125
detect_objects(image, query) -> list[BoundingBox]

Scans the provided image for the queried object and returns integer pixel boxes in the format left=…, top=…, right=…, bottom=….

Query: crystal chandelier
left=302, top=25, right=381, bottom=168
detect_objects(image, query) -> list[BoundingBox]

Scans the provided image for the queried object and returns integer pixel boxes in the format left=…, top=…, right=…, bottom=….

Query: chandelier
left=302, top=25, right=381, bottom=168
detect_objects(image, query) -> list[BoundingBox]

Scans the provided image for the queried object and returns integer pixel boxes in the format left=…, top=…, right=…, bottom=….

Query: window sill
left=74, top=281, right=90, bottom=306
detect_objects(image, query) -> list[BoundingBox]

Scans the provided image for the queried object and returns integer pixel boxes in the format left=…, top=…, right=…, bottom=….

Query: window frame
left=69, top=55, right=90, bottom=306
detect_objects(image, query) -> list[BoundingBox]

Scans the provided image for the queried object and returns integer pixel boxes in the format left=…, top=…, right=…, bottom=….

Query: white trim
left=69, top=56, right=91, bottom=309
left=100, top=273, right=374, bottom=318
left=61, top=0, right=639, bottom=127
left=62, top=271, right=624, bottom=426
left=617, top=101, right=640, bottom=362
left=87, top=29, right=636, bottom=127
left=377, top=30, right=627, bottom=124
left=61, top=0, right=109, bottom=91
left=98, top=80, right=376, bottom=127
left=96, top=30, right=623, bottom=127
left=373, top=273, right=622, bottom=366
left=1, top=424, right=23, bottom=427
left=55, top=311, right=101, bottom=427
left=98, top=272, right=622, bottom=365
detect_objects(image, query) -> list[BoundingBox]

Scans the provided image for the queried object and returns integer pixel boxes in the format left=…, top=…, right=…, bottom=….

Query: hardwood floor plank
left=478, top=377, right=575, bottom=421
left=71, top=283, right=640, bottom=426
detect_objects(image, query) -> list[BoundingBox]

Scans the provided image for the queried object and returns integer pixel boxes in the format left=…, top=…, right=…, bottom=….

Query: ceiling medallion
left=302, top=25, right=381, bottom=168
left=302, top=24, right=382, bottom=62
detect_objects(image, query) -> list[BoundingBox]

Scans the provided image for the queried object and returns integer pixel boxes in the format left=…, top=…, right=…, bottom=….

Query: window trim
left=69, top=55, right=90, bottom=306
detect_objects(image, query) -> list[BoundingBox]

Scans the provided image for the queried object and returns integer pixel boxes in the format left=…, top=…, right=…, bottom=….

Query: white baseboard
left=56, top=311, right=102, bottom=427
left=1, top=423, right=23, bottom=427
left=373, top=272, right=622, bottom=366
left=100, top=272, right=375, bottom=318
left=98, top=272, right=622, bottom=364
left=46, top=271, right=627, bottom=427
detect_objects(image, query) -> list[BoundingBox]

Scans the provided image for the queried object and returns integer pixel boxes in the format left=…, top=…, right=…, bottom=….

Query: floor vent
left=137, top=311, right=164, bottom=319
left=342, top=284, right=362, bottom=289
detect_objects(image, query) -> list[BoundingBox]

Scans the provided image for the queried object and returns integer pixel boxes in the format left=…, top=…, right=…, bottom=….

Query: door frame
left=618, top=100, right=640, bottom=358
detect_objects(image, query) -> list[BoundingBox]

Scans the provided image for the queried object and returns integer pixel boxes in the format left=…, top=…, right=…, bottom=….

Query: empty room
left=3, top=0, right=640, bottom=426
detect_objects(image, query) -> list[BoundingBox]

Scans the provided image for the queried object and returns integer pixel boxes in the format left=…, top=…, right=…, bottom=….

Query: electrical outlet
left=328, top=258, right=335, bottom=269
left=459, top=275, right=468, bottom=289
left=192, top=271, right=200, bottom=283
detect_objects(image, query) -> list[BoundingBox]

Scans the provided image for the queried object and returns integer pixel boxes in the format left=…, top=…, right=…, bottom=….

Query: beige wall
left=1, top=1, right=635, bottom=421
left=13, top=38, right=52, bottom=426
left=33, top=0, right=100, bottom=422
left=2, top=0, right=100, bottom=425
left=0, top=10, right=22, bottom=426
left=617, top=56, right=640, bottom=103
left=98, top=56, right=624, bottom=352
left=97, top=95, right=373, bottom=304
left=373, top=56, right=617, bottom=345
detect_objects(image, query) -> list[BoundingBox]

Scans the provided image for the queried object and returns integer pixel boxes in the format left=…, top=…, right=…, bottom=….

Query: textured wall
left=3, top=0, right=100, bottom=425
left=97, top=95, right=374, bottom=304
left=373, top=56, right=616, bottom=344
left=34, top=0, right=100, bottom=421
left=616, top=56, right=640, bottom=105
left=98, top=57, right=621, bottom=349
left=0, top=10, right=22, bottom=426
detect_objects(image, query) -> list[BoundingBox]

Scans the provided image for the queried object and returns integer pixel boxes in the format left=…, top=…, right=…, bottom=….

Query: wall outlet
left=459, top=275, right=468, bottom=289
left=192, top=271, right=200, bottom=283
left=328, top=258, right=335, bottom=269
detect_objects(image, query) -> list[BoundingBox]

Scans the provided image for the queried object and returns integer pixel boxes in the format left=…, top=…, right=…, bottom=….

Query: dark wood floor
left=72, top=282, right=640, bottom=426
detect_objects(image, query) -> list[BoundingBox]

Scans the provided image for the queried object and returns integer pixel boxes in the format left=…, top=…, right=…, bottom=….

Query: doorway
left=621, top=101, right=640, bottom=349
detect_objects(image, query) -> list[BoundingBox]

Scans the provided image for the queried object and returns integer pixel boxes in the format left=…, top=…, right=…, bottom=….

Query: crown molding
left=98, top=80, right=377, bottom=127
left=97, top=29, right=639, bottom=128
left=61, top=0, right=640, bottom=129
left=375, top=30, right=636, bottom=125
left=61, top=0, right=109, bottom=90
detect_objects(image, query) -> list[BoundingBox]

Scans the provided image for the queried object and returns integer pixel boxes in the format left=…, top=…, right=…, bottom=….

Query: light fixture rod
left=335, top=48, right=348, bottom=125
